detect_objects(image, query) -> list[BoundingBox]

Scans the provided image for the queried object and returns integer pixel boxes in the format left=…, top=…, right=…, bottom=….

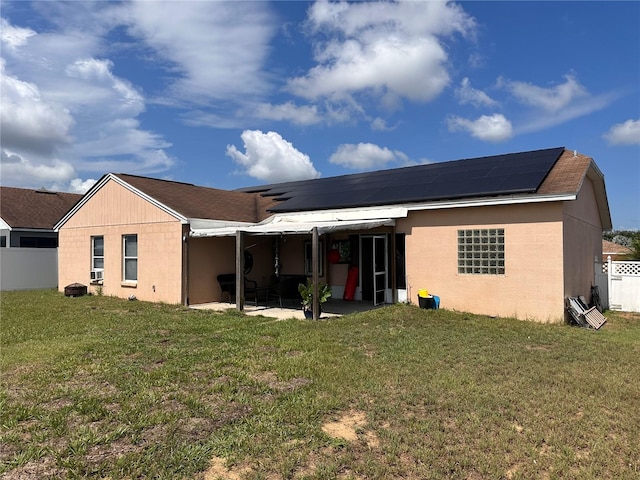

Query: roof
left=0, top=186, right=82, bottom=230
left=239, top=147, right=566, bottom=212
left=56, top=173, right=277, bottom=229
left=602, top=240, right=632, bottom=256
left=56, top=147, right=612, bottom=232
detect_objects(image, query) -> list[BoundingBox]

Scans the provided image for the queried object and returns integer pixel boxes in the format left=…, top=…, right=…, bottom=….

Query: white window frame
left=122, top=234, right=138, bottom=283
left=91, top=235, right=104, bottom=271
left=458, top=228, right=505, bottom=275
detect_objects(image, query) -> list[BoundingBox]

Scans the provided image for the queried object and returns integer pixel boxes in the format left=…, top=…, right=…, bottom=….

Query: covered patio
left=189, top=208, right=407, bottom=320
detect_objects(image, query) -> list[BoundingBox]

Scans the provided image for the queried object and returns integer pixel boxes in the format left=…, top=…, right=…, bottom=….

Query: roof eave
left=54, top=173, right=188, bottom=231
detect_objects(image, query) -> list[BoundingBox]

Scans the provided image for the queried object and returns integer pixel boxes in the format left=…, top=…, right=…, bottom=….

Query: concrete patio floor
left=190, top=298, right=381, bottom=320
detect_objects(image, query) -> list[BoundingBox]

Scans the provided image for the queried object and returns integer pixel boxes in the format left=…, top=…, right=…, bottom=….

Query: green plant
left=298, top=280, right=332, bottom=311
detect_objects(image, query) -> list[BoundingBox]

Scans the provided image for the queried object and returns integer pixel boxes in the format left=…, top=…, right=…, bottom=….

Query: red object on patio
left=328, top=248, right=340, bottom=264
left=343, top=265, right=358, bottom=301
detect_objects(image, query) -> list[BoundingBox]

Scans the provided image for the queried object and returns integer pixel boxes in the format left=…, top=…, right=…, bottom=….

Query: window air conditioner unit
left=90, top=270, right=104, bottom=282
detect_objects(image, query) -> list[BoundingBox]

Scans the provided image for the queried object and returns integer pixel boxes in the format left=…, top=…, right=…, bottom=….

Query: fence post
left=607, top=255, right=612, bottom=309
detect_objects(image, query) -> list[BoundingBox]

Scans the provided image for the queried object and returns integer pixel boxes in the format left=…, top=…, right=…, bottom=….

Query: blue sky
left=1, top=1, right=638, bottom=229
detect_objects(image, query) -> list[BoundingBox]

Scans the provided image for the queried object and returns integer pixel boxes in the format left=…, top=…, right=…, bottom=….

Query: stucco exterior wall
left=397, top=202, right=566, bottom=322
left=58, top=180, right=184, bottom=304
left=188, top=235, right=287, bottom=304
left=562, top=176, right=603, bottom=301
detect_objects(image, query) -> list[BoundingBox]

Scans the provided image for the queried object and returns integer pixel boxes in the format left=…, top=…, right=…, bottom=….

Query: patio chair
left=217, top=273, right=259, bottom=306
left=268, top=274, right=308, bottom=307
left=565, top=296, right=606, bottom=329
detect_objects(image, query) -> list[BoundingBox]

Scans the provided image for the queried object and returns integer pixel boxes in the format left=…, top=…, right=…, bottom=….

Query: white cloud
left=0, top=18, right=36, bottom=51
left=122, top=1, right=276, bottom=103
left=0, top=150, right=76, bottom=187
left=255, top=102, right=322, bottom=126
left=0, top=60, right=74, bottom=156
left=0, top=16, right=174, bottom=186
left=603, top=119, right=640, bottom=145
left=504, top=74, right=588, bottom=112
left=68, top=178, right=98, bottom=194
left=448, top=114, right=513, bottom=143
left=288, top=0, right=475, bottom=110
left=371, top=118, right=395, bottom=131
left=329, top=143, right=406, bottom=170
left=226, top=130, right=320, bottom=183
left=455, top=77, right=498, bottom=108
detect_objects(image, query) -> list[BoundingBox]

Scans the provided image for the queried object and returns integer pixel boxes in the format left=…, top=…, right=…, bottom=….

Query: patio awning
left=190, top=217, right=396, bottom=237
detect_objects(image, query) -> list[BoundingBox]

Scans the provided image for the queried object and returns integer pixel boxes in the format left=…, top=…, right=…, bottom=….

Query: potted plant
left=298, top=280, right=332, bottom=319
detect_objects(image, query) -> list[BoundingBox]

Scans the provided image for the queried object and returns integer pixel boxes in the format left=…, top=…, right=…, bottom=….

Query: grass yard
left=1, top=290, right=639, bottom=479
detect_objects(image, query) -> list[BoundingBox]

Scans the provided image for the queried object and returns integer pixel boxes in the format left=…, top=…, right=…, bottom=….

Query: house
left=0, top=186, right=82, bottom=290
left=602, top=239, right=632, bottom=261
left=55, top=147, right=611, bottom=322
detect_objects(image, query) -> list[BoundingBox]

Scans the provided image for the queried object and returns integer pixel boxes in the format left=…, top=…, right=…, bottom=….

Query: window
left=122, top=235, right=138, bottom=282
left=458, top=229, right=505, bottom=275
left=304, top=240, right=324, bottom=277
left=91, top=236, right=104, bottom=271
left=19, top=236, right=57, bottom=248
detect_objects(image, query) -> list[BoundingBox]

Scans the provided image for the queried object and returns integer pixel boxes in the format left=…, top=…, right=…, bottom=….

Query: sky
left=1, top=1, right=639, bottom=229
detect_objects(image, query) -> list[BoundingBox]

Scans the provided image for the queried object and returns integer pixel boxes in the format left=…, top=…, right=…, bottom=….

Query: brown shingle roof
left=114, top=174, right=276, bottom=222
left=602, top=239, right=632, bottom=256
left=0, top=187, right=82, bottom=230
left=537, top=149, right=591, bottom=195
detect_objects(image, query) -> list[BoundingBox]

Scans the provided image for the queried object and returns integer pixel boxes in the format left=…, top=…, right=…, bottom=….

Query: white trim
left=0, top=218, right=11, bottom=230
left=188, top=218, right=256, bottom=230
left=54, top=173, right=187, bottom=230
left=190, top=217, right=395, bottom=238
left=404, top=193, right=577, bottom=212
left=109, top=175, right=188, bottom=224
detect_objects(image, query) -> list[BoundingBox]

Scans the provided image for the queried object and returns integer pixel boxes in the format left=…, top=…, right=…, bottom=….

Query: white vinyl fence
left=0, top=247, right=58, bottom=291
left=595, top=257, right=640, bottom=313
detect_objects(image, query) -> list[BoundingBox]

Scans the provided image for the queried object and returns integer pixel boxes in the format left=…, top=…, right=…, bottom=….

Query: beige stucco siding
left=188, top=235, right=286, bottom=305
left=562, top=176, right=603, bottom=301
left=58, top=180, right=184, bottom=304
left=397, top=202, right=565, bottom=322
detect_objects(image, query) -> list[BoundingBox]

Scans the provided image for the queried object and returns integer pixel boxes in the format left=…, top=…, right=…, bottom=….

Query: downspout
left=182, top=225, right=189, bottom=306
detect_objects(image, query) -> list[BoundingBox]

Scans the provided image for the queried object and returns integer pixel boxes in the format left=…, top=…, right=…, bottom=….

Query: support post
left=312, top=227, right=319, bottom=320
left=236, top=230, right=245, bottom=312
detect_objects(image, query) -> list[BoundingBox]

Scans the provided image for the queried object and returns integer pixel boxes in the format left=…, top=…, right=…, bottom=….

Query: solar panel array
left=239, top=147, right=565, bottom=213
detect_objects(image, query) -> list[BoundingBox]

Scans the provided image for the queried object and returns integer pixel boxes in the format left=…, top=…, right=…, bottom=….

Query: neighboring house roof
left=602, top=240, right=632, bottom=257
left=0, top=186, right=82, bottom=230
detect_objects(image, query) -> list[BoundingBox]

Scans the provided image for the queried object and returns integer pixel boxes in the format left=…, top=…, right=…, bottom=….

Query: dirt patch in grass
left=202, top=456, right=254, bottom=480
left=1, top=456, right=66, bottom=480
left=322, top=409, right=379, bottom=448
left=84, top=438, right=140, bottom=468
left=254, top=371, right=312, bottom=392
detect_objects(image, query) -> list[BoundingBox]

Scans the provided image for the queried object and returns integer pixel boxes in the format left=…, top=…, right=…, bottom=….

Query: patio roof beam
left=236, top=230, right=244, bottom=312
left=312, top=226, right=319, bottom=321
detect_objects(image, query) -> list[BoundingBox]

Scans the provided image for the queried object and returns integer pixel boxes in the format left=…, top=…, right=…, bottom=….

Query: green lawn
left=1, top=289, right=639, bottom=479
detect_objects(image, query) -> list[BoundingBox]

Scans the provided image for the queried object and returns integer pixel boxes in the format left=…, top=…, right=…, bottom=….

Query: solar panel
left=238, top=147, right=564, bottom=212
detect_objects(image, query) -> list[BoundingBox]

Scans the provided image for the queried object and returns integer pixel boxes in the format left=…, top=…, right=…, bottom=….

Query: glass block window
left=122, top=234, right=138, bottom=282
left=458, top=229, right=505, bottom=275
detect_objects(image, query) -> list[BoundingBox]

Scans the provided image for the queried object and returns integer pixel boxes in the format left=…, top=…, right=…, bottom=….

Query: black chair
left=216, top=273, right=259, bottom=305
left=268, top=274, right=308, bottom=307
